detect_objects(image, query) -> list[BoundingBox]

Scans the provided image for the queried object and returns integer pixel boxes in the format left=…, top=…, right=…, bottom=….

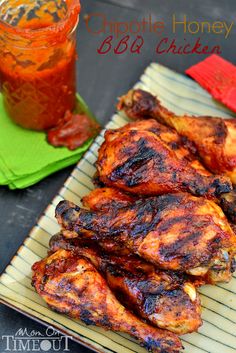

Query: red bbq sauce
left=0, top=0, right=81, bottom=131
left=47, top=111, right=100, bottom=150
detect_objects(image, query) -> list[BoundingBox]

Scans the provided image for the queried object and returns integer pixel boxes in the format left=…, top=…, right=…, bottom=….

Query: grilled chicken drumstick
left=62, top=187, right=135, bottom=255
left=49, top=230, right=130, bottom=256
left=96, top=120, right=231, bottom=200
left=32, top=249, right=182, bottom=353
left=82, top=188, right=236, bottom=242
left=55, top=194, right=236, bottom=283
left=118, top=89, right=236, bottom=184
left=49, top=235, right=202, bottom=334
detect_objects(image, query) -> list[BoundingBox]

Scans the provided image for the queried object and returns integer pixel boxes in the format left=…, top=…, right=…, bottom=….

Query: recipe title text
left=84, top=14, right=234, bottom=55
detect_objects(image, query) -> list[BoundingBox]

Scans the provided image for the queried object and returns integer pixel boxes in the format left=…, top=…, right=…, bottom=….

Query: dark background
left=1, top=0, right=236, bottom=352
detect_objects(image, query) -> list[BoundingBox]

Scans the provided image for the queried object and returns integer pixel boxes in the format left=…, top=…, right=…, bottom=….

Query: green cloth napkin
left=0, top=94, right=96, bottom=190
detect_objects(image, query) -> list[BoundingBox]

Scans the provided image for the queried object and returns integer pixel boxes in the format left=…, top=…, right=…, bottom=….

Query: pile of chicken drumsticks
left=32, top=89, right=236, bottom=353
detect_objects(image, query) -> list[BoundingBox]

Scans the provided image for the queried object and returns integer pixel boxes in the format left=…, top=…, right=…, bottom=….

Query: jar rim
left=0, top=0, right=81, bottom=40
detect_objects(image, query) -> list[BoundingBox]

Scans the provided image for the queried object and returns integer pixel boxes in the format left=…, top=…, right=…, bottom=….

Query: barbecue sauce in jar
left=0, top=0, right=81, bottom=131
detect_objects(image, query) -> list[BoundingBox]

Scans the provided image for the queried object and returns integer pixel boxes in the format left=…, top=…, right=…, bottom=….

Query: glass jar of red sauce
left=0, top=0, right=80, bottom=130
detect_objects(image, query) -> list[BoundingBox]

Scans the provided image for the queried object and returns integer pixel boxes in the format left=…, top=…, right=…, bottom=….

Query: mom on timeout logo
left=2, top=326, right=71, bottom=351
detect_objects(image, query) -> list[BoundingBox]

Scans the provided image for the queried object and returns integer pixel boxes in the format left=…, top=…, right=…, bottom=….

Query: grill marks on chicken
left=118, top=89, right=236, bottom=184
left=102, top=256, right=201, bottom=335
left=49, top=230, right=131, bottom=257
left=32, top=249, right=183, bottom=353
left=49, top=236, right=202, bottom=335
left=32, top=90, right=236, bottom=352
left=220, top=189, right=236, bottom=224
left=116, top=120, right=205, bottom=175
left=55, top=194, right=236, bottom=283
left=96, top=120, right=232, bottom=200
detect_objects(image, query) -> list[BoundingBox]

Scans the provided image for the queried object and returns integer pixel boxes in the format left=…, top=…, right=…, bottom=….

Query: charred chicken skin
left=81, top=187, right=236, bottom=242
left=114, top=119, right=211, bottom=178
left=57, top=188, right=135, bottom=256
left=82, top=187, right=137, bottom=211
left=32, top=249, right=182, bottom=353
left=118, top=89, right=236, bottom=184
left=220, top=189, right=236, bottom=224
left=55, top=194, right=236, bottom=283
left=49, top=235, right=202, bottom=334
left=96, top=120, right=231, bottom=200
left=49, top=230, right=131, bottom=256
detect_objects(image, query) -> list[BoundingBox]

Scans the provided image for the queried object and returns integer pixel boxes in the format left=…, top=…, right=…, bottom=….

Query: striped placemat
left=0, top=62, right=236, bottom=353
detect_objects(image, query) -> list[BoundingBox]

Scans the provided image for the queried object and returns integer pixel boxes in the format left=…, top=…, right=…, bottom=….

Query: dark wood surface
left=0, top=0, right=235, bottom=352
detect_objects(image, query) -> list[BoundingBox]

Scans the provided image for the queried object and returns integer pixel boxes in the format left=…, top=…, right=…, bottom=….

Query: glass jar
left=0, top=0, right=80, bottom=130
